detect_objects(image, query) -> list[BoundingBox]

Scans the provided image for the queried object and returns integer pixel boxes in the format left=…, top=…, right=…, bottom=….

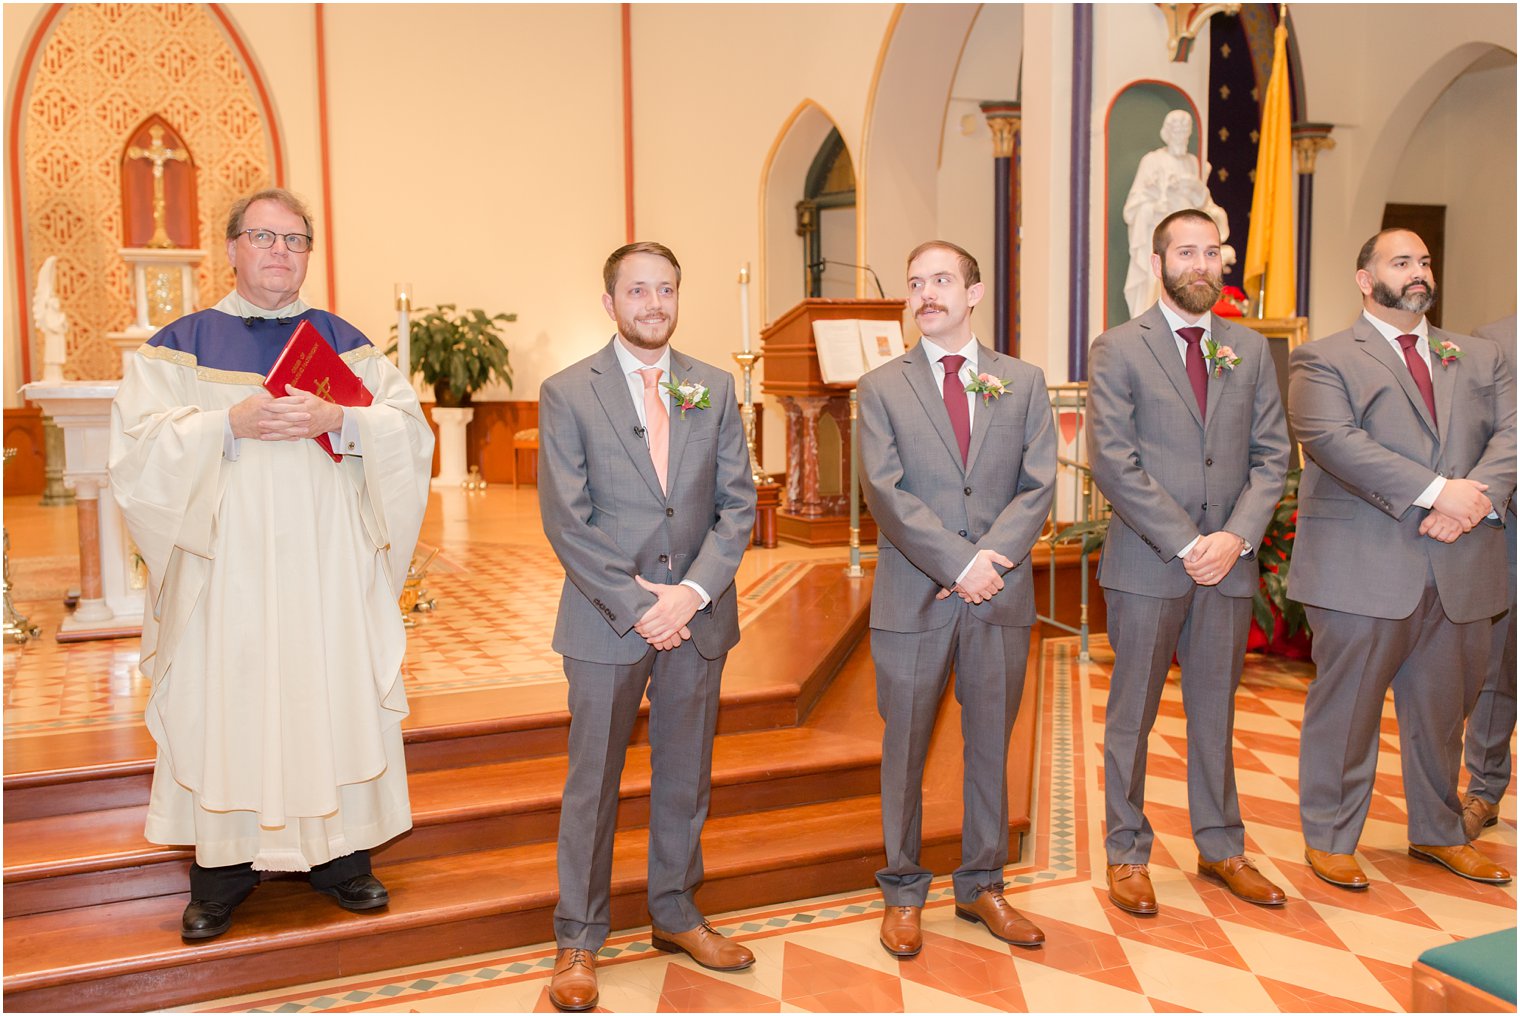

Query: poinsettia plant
left=1251, top=467, right=1308, bottom=638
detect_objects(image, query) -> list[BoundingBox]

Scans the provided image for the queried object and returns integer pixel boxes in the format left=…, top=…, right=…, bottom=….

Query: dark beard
left=1372, top=277, right=1436, bottom=315
left=1162, top=265, right=1223, bottom=316
left=615, top=309, right=677, bottom=349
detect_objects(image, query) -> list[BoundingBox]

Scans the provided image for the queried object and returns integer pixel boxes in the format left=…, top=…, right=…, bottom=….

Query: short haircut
left=1355, top=228, right=1419, bottom=271
left=226, top=187, right=313, bottom=241
left=1152, top=208, right=1218, bottom=256
left=906, top=240, right=980, bottom=287
left=604, top=241, right=682, bottom=295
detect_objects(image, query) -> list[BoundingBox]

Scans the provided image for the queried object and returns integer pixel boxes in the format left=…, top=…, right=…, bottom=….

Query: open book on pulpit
left=264, top=320, right=373, bottom=462
left=810, top=318, right=906, bottom=385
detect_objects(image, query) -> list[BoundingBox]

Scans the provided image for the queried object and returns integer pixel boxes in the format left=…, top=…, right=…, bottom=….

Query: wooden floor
left=1, top=488, right=1045, bottom=1012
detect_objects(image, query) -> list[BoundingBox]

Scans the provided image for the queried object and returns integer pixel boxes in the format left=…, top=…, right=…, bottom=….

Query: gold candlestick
left=731, top=350, right=767, bottom=488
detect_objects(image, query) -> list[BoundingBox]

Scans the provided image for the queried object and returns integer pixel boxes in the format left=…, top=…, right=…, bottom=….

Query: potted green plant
left=388, top=304, right=517, bottom=406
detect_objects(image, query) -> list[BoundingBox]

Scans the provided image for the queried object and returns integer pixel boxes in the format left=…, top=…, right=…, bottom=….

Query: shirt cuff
left=955, top=554, right=978, bottom=588
left=1414, top=475, right=1445, bottom=509
left=680, top=579, right=711, bottom=609
left=223, top=415, right=240, bottom=461
left=330, top=408, right=361, bottom=456
left=1176, top=536, right=1200, bottom=559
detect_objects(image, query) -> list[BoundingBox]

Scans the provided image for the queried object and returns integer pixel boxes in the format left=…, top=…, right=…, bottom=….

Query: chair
left=510, top=427, right=539, bottom=488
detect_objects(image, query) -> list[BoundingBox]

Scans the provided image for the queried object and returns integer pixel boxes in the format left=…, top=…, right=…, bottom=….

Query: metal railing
left=1036, top=382, right=1109, bottom=660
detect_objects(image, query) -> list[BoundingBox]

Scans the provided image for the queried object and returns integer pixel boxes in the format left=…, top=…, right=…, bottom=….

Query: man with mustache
left=537, top=242, right=757, bottom=1011
left=857, top=241, right=1056, bottom=957
left=1288, top=229, right=1514, bottom=889
left=1087, top=209, right=1290, bottom=916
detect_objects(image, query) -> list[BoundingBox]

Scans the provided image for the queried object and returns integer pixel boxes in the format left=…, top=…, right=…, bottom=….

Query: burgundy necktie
left=1177, top=326, right=1208, bottom=419
left=1396, top=333, right=1438, bottom=429
left=940, top=354, right=971, bottom=466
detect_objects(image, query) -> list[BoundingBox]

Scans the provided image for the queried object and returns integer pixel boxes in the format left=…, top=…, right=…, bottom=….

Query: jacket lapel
left=1429, top=327, right=1458, bottom=451
left=964, top=343, right=1001, bottom=475
left=1203, top=316, right=1230, bottom=436
left=1355, top=317, right=1438, bottom=440
left=1138, top=305, right=1204, bottom=430
left=663, top=349, right=695, bottom=491
left=903, top=345, right=967, bottom=475
left=590, top=341, right=667, bottom=501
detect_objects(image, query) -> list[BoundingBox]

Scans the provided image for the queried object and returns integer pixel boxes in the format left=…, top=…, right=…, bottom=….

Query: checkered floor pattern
left=186, top=636, right=1516, bottom=1013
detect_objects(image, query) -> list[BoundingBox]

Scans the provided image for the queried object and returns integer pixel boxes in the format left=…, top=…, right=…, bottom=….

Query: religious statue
left=32, top=255, right=68, bottom=383
left=1122, top=110, right=1235, bottom=319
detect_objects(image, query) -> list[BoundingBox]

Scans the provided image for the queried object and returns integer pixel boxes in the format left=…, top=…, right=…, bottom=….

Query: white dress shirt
left=610, top=336, right=711, bottom=607
left=216, top=292, right=361, bottom=460
left=1360, top=310, right=1447, bottom=510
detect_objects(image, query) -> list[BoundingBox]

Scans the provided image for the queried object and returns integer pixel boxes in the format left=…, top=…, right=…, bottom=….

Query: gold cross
left=127, top=124, right=188, bottom=249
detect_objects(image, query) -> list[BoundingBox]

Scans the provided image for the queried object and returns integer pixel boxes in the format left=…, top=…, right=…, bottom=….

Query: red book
left=263, top=320, right=373, bottom=462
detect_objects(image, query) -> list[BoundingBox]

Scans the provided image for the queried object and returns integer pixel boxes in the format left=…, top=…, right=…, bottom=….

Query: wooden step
left=3, top=725, right=882, bottom=918
left=3, top=561, right=874, bottom=821
left=2, top=793, right=991, bottom=1013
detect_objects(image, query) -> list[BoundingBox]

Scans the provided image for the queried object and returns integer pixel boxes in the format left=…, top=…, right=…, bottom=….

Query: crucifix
left=127, top=124, right=188, bottom=249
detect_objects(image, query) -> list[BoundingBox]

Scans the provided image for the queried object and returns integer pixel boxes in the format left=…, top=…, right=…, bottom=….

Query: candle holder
left=731, top=350, right=768, bottom=489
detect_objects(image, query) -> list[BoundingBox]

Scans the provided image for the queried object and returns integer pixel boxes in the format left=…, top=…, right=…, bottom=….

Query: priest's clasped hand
left=229, top=384, right=343, bottom=441
left=634, top=575, right=700, bottom=650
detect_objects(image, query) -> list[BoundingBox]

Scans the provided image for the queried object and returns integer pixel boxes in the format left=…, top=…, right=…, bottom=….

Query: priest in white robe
left=108, top=188, right=433, bottom=941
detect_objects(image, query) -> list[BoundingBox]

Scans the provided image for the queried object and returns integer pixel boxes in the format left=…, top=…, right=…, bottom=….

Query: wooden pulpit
left=760, top=298, right=906, bottom=546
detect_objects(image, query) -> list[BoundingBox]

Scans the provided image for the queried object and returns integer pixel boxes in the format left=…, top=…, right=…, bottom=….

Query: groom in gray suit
left=1289, top=229, right=1514, bottom=890
left=538, top=242, right=757, bottom=1011
left=858, top=241, right=1056, bottom=958
left=1087, top=209, right=1290, bottom=917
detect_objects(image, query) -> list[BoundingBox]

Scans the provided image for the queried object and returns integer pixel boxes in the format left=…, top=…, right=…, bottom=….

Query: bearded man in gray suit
left=858, top=241, right=1056, bottom=959
left=1289, top=229, right=1514, bottom=890
left=1461, top=313, right=1517, bottom=841
left=1087, top=209, right=1290, bottom=917
left=537, top=242, right=757, bottom=1011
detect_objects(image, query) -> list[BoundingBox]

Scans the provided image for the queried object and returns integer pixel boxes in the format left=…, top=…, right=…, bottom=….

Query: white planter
left=430, top=406, right=475, bottom=488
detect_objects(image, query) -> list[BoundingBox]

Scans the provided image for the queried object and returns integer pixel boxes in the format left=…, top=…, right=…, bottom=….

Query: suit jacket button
left=964, top=486, right=973, bottom=496
left=1201, top=503, right=1208, bottom=510
left=666, top=507, right=675, bottom=517
left=959, top=530, right=968, bottom=537
left=1205, top=458, right=1213, bottom=466
left=659, top=554, right=669, bottom=563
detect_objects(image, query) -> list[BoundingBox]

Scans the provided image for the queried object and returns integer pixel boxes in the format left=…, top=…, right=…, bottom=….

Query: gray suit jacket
left=858, top=343, right=1057, bottom=633
left=1087, top=307, right=1290, bottom=600
left=538, top=340, right=756, bottom=664
left=1286, top=316, right=1516, bottom=623
left=1475, top=314, right=1519, bottom=526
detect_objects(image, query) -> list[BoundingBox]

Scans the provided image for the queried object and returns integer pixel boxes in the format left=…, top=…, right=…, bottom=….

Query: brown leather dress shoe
left=879, top=905, right=922, bottom=958
left=1196, top=855, right=1287, bottom=906
left=1303, top=847, right=1369, bottom=889
left=954, top=883, right=1044, bottom=947
left=1106, top=863, right=1158, bottom=915
left=549, top=948, right=598, bottom=1013
left=652, top=919, right=755, bottom=971
left=1409, top=843, right=1513, bottom=884
left=1462, top=793, right=1501, bottom=842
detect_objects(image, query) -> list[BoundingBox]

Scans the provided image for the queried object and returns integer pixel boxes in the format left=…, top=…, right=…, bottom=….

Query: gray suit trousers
left=554, top=644, right=726, bottom=950
left=873, top=602, right=1031, bottom=905
left=1464, top=524, right=1516, bottom=805
left=1301, top=577, right=1488, bottom=852
left=1102, top=584, right=1251, bottom=864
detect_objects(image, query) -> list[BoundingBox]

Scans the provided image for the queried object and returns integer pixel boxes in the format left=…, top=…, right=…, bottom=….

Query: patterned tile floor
left=184, top=636, right=1517, bottom=1013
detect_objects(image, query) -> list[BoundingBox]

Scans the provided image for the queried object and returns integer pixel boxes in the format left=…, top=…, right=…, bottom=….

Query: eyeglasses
left=239, top=229, right=313, bottom=253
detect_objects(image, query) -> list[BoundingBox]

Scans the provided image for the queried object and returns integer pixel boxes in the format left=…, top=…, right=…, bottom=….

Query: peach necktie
left=638, top=366, right=669, bottom=493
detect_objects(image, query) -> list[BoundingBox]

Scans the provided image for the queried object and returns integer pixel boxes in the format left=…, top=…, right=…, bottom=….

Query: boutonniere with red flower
left=659, top=375, right=711, bottom=418
left=964, top=372, right=1012, bottom=405
left=1203, top=338, right=1241, bottom=377
left=1427, top=336, right=1463, bottom=368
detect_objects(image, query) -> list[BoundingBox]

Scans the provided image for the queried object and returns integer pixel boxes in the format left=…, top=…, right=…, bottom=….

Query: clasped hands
left=1184, top=531, right=1244, bottom=587
left=634, top=575, right=699, bottom=651
left=1419, top=478, right=1493, bottom=544
left=229, top=385, right=342, bottom=441
left=935, top=549, right=1015, bottom=604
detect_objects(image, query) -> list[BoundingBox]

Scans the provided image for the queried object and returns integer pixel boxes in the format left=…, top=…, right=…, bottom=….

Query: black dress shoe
left=181, top=899, right=235, bottom=940
left=316, top=873, right=390, bottom=911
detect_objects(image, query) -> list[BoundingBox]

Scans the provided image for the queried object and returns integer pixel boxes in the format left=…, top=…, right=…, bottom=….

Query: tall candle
left=738, top=264, right=751, bottom=353
left=395, top=282, right=412, bottom=378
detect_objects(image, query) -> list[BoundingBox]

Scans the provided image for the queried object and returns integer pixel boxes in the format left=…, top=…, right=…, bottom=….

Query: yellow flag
left=1242, top=20, right=1295, bottom=318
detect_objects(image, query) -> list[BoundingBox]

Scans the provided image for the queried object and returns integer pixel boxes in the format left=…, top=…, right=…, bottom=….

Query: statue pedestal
left=18, top=382, right=144, bottom=640
left=109, top=247, right=205, bottom=375
left=430, top=406, right=474, bottom=488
